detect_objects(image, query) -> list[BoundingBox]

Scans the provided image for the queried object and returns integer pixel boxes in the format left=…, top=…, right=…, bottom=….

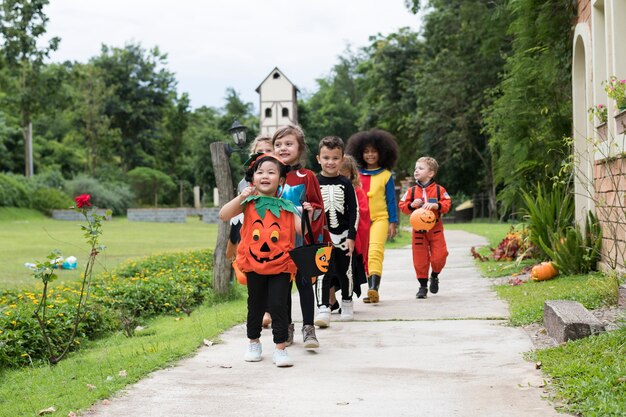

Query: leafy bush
left=0, top=172, right=74, bottom=212
left=0, top=173, right=31, bottom=208
left=65, top=175, right=134, bottom=214
left=521, top=183, right=574, bottom=259
left=92, top=250, right=214, bottom=336
left=539, top=211, right=602, bottom=275
left=127, top=167, right=176, bottom=206
left=0, top=287, right=116, bottom=368
left=30, top=171, right=67, bottom=190
left=30, top=187, right=74, bottom=212
left=0, top=249, right=215, bottom=368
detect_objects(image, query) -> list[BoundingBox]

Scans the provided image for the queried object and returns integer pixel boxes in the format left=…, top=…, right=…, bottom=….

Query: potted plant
left=604, top=76, right=626, bottom=111
left=588, top=103, right=608, bottom=124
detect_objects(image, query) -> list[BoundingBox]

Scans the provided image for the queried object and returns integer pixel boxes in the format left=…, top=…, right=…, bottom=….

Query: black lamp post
left=228, top=119, right=248, bottom=149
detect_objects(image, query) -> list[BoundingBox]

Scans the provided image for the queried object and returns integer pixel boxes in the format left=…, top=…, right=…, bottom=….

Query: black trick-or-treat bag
left=288, top=209, right=333, bottom=280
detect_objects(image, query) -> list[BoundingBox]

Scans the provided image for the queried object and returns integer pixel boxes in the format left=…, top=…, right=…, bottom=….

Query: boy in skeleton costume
left=314, top=136, right=359, bottom=325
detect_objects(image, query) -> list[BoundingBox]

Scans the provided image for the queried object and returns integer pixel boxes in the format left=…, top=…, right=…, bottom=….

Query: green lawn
left=0, top=297, right=247, bottom=416
left=0, top=208, right=218, bottom=289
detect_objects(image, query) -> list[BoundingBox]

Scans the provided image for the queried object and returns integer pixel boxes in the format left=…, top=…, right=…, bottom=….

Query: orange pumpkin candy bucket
left=410, top=208, right=437, bottom=231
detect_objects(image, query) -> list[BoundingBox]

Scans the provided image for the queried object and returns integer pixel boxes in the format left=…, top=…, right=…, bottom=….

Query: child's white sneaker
left=272, top=348, right=294, bottom=367
left=244, top=341, right=262, bottom=362
left=340, top=299, right=354, bottom=321
left=314, top=305, right=331, bottom=328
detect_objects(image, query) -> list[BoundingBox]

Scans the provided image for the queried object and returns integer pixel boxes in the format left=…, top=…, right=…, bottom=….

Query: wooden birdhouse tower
left=256, top=67, right=299, bottom=135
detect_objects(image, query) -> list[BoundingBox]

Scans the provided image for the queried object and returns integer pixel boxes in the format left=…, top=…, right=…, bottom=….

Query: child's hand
left=410, top=198, right=423, bottom=208
left=240, top=186, right=255, bottom=199
left=422, top=202, right=438, bottom=211
left=346, top=239, right=355, bottom=256
left=388, top=222, right=397, bottom=239
left=302, top=201, right=313, bottom=211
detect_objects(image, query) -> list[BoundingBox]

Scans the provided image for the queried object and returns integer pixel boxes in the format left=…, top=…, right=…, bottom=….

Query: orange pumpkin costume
left=399, top=181, right=451, bottom=278
left=236, top=195, right=298, bottom=277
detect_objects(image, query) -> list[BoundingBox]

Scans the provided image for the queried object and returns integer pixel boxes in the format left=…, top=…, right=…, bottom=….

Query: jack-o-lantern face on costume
left=248, top=216, right=287, bottom=264
left=314, top=246, right=333, bottom=273
left=410, top=208, right=437, bottom=231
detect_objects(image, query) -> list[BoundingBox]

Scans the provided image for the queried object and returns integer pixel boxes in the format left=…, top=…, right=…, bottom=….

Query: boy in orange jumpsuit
left=399, top=157, right=451, bottom=299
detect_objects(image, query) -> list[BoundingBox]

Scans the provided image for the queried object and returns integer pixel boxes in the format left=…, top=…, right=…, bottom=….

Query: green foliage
left=29, top=187, right=73, bottom=212
left=495, top=273, right=615, bottom=326
left=406, top=0, right=510, bottom=198
left=127, top=166, right=176, bottom=206
left=539, top=211, right=602, bottom=275
left=0, top=299, right=246, bottom=417
left=0, top=249, right=216, bottom=368
left=91, top=43, right=177, bottom=170
left=64, top=175, right=133, bottom=214
left=356, top=27, right=423, bottom=177
left=533, top=327, right=626, bottom=417
left=70, top=62, right=121, bottom=176
left=92, top=251, right=214, bottom=336
left=299, top=52, right=363, bottom=165
left=484, top=0, right=574, bottom=210
left=0, top=286, right=117, bottom=368
left=520, top=182, right=574, bottom=259
left=0, top=173, right=31, bottom=207
left=0, top=172, right=70, bottom=212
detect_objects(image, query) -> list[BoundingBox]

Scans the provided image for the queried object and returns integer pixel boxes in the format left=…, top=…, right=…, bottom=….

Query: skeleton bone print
left=320, top=183, right=345, bottom=229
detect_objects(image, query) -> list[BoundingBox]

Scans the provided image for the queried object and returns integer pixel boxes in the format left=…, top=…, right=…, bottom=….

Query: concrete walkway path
left=87, top=230, right=564, bottom=417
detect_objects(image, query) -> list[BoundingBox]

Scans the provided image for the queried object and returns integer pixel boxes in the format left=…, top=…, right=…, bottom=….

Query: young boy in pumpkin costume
left=219, top=154, right=301, bottom=367
left=399, top=157, right=451, bottom=299
left=314, top=136, right=359, bottom=325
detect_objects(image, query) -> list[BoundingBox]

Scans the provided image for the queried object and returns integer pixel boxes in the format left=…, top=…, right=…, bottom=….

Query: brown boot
left=367, top=275, right=381, bottom=304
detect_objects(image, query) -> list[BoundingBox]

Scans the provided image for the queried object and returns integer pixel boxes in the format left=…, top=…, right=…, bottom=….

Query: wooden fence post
left=209, top=142, right=234, bottom=295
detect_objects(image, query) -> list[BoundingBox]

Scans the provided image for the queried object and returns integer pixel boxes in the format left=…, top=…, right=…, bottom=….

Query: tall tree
left=299, top=51, right=363, bottom=163
left=408, top=0, right=511, bottom=214
left=183, top=106, right=228, bottom=200
left=356, top=27, right=424, bottom=178
left=484, top=0, right=574, bottom=211
left=159, top=92, right=190, bottom=177
left=0, top=0, right=59, bottom=176
left=91, top=43, right=177, bottom=171
left=71, top=63, right=121, bottom=176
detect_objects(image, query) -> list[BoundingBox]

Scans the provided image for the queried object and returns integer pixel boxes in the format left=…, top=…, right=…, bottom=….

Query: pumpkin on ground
left=410, top=208, right=437, bottom=231
left=531, top=261, right=559, bottom=281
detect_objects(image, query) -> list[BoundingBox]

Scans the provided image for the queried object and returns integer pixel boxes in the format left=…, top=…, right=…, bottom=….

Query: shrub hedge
left=0, top=172, right=134, bottom=215
left=0, top=172, right=72, bottom=212
left=0, top=249, right=215, bottom=368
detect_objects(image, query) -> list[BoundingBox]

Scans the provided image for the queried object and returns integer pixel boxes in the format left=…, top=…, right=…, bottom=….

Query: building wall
left=257, top=69, right=298, bottom=135
left=573, top=0, right=626, bottom=272
left=594, top=158, right=626, bottom=270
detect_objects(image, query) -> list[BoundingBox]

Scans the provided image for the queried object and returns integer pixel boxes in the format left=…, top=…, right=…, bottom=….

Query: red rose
left=75, top=194, right=91, bottom=208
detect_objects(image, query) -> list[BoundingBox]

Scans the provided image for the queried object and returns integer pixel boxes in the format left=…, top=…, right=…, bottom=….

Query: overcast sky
left=44, top=1, right=422, bottom=110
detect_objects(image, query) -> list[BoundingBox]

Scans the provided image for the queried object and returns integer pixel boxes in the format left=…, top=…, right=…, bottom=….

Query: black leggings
left=287, top=272, right=315, bottom=326
left=246, top=272, right=291, bottom=344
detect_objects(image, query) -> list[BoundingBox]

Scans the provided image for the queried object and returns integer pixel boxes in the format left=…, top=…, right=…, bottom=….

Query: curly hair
left=346, top=129, right=399, bottom=171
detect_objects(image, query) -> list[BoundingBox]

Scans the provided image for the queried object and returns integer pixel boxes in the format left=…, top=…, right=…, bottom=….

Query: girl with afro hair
left=346, top=129, right=399, bottom=304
